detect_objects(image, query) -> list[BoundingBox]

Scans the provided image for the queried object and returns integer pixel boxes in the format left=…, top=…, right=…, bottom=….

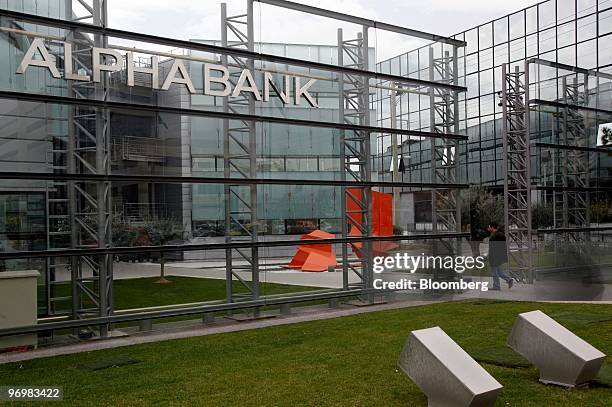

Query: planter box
left=0, top=270, right=39, bottom=351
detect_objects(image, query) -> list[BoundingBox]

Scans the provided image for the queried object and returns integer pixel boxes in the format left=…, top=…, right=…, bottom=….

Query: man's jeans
left=491, top=265, right=511, bottom=289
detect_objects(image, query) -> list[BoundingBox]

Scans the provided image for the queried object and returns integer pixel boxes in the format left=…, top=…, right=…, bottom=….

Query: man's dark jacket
left=488, top=230, right=508, bottom=266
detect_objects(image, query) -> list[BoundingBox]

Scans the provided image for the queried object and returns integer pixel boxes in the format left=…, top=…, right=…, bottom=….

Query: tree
left=531, top=203, right=554, bottom=229
left=143, top=217, right=185, bottom=284
left=461, top=186, right=504, bottom=255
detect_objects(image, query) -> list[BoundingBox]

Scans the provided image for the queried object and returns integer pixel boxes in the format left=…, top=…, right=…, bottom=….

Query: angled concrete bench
left=507, top=310, right=606, bottom=387
left=399, top=326, right=503, bottom=406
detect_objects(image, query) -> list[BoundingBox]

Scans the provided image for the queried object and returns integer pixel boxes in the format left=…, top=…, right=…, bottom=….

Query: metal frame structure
left=0, top=2, right=469, bottom=339
left=501, top=58, right=612, bottom=283
left=500, top=62, right=533, bottom=283
left=45, top=0, right=112, bottom=337
left=428, top=47, right=461, bottom=260
left=557, top=75, right=591, bottom=242
left=221, top=1, right=260, bottom=312
left=338, top=26, right=373, bottom=295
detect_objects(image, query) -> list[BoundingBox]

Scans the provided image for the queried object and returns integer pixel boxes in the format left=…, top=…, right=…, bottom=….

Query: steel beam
left=428, top=46, right=462, bottom=277
left=0, top=9, right=466, bottom=94
left=46, top=0, right=112, bottom=337
left=222, top=1, right=259, bottom=312
left=500, top=62, right=533, bottom=283
left=256, top=0, right=465, bottom=47
left=0, top=232, right=471, bottom=262
left=0, top=90, right=467, bottom=141
left=338, top=26, right=373, bottom=298
left=556, top=76, right=591, bottom=245
left=0, top=170, right=469, bottom=189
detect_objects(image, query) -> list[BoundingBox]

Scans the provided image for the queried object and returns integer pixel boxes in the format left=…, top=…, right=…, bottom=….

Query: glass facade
left=376, top=0, right=612, bottom=224
left=2, top=0, right=609, bottom=340
left=375, top=0, right=612, bottom=295
left=0, top=0, right=468, bottom=327
left=187, top=43, right=376, bottom=236
left=377, top=0, right=612, bottom=186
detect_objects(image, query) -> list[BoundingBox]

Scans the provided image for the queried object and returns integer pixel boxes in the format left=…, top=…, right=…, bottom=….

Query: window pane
left=526, top=6, right=538, bottom=34
left=557, top=21, right=575, bottom=48
left=526, top=34, right=538, bottom=58
left=577, top=39, right=597, bottom=69
left=577, top=14, right=597, bottom=42
left=539, top=27, right=556, bottom=54
left=598, top=34, right=612, bottom=66
left=600, top=9, right=612, bottom=36
left=509, top=11, right=525, bottom=40
left=557, top=45, right=575, bottom=66
left=557, top=0, right=576, bottom=23
left=479, top=48, right=493, bottom=70
left=577, top=0, right=597, bottom=18
left=494, top=18, right=508, bottom=45
left=539, top=1, right=556, bottom=29
left=479, top=24, right=493, bottom=49
left=510, top=38, right=525, bottom=62
left=465, top=28, right=478, bottom=54
left=494, top=43, right=509, bottom=66
left=480, top=69, right=494, bottom=94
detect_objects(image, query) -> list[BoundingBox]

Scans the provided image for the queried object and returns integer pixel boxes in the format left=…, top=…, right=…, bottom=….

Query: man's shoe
left=490, top=287, right=501, bottom=291
left=507, top=279, right=514, bottom=289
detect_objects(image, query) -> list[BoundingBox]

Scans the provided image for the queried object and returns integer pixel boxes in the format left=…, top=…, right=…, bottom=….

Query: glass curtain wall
left=377, top=0, right=612, bottom=186
left=0, top=0, right=468, bottom=335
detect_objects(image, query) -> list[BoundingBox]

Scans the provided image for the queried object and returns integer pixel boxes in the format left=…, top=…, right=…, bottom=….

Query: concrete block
left=0, top=270, right=40, bottom=351
left=507, top=310, right=606, bottom=387
left=399, top=326, right=503, bottom=406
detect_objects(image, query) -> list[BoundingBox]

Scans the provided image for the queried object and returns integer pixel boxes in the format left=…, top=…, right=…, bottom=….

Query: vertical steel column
left=560, top=75, right=591, bottom=243
left=389, top=84, right=400, bottom=225
left=428, top=47, right=461, bottom=260
left=221, top=1, right=259, bottom=311
left=92, top=0, right=112, bottom=337
left=501, top=62, right=533, bottom=283
left=337, top=27, right=372, bottom=295
left=46, top=0, right=112, bottom=336
left=338, top=28, right=348, bottom=290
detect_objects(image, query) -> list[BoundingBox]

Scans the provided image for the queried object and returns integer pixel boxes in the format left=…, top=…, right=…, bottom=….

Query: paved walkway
left=55, top=261, right=612, bottom=300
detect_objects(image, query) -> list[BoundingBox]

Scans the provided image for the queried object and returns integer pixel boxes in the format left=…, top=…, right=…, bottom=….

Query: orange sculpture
left=347, top=188, right=398, bottom=257
left=286, top=189, right=397, bottom=271
left=286, top=229, right=338, bottom=272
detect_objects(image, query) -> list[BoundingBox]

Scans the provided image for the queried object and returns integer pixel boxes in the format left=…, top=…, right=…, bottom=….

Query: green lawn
left=112, top=276, right=319, bottom=310
left=45, top=276, right=326, bottom=329
left=1, top=301, right=611, bottom=406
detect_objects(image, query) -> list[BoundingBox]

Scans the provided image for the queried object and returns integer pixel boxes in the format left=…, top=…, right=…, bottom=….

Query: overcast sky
left=105, top=0, right=543, bottom=62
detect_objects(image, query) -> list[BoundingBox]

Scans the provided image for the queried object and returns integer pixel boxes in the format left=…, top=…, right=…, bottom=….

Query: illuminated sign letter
left=294, top=77, right=318, bottom=107
left=127, top=52, right=159, bottom=89
left=263, top=72, right=290, bottom=104
left=63, top=43, right=89, bottom=81
left=16, top=37, right=60, bottom=78
left=232, top=68, right=262, bottom=100
left=93, top=47, right=123, bottom=82
left=161, top=59, right=195, bottom=93
left=204, top=63, right=231, bottom=97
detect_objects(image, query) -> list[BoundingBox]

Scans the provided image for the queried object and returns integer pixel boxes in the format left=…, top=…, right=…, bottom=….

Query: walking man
left=487, top=222, right=513, bottom=290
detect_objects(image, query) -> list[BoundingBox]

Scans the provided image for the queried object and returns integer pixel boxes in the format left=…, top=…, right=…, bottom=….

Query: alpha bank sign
left=16, top=38, right=319, bottom=107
